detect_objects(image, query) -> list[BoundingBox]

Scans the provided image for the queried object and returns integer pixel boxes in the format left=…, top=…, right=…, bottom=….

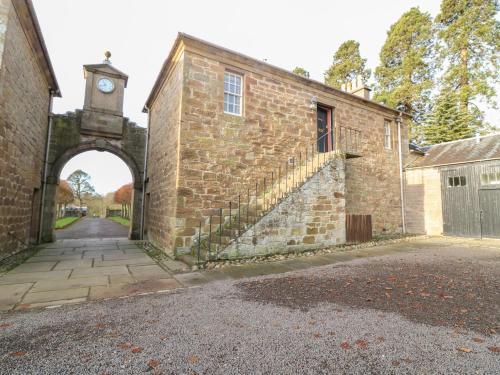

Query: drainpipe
left=38, top=89, right=55, bottom=243
left=140, top=108, right=150, bottom=240
left=396, top=113, right=406, bottom=234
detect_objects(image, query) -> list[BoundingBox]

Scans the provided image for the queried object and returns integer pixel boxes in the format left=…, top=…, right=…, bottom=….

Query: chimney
left=344, top=74, right=371, bottom=100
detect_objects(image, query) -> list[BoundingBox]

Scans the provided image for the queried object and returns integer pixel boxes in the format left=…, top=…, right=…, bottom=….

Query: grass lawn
left=54, top=216, right=80, bottom=229
left=108, top=216, right=130, bottom=227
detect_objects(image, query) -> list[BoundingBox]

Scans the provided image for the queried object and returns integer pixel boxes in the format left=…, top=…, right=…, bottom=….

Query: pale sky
left=60, top=151, right=132, bottom=195
left=33, top=0, right=498, bottom=193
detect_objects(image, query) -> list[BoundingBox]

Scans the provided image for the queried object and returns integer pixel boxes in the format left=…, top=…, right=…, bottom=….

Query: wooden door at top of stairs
left=317, top=106, right=333, bottom=153
left=479, top=188, right=500, bottom=238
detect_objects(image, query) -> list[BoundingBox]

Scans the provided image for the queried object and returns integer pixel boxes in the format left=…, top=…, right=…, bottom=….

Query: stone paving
left=1, top=236, right=499, bottom=312
left=55, top=217, right=129, bottom=239
left=0, top=239, right=179, bottom=311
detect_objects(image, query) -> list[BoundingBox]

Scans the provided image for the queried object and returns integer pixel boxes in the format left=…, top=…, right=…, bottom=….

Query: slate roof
left=407, top=133, right=500, bottom=169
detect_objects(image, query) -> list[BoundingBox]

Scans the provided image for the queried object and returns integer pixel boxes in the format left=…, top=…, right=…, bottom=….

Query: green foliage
left=292, top=67, right=310, bottom=78
left=54, top=216, right=80, bottom=229
left=324, top=40, right=370, bottom=88
left=421, top=91, right=479, bottom=144
left=67, top=169, right=96, bottom=208
left=434, top=0, right=499, bottom=126
left=374, top=7, right=435, bottom=128
left=108, top=216, right=130, bottom=227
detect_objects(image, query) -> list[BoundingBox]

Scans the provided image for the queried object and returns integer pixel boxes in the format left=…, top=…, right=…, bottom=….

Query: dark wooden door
left=479, top=189, right=500, bottom=238
left=317, top=107, right=328, bottom=153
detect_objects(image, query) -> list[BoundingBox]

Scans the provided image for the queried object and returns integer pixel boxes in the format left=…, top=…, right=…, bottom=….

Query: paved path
left=0, top=237, right=498, bottom=374
left=0, top=239, right=178, bottom=310
left=56, top=217, right=129, bottom=239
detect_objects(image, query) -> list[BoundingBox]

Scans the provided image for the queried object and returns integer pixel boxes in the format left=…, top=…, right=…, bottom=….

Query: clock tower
left=81, top=52, right=128, bottom=137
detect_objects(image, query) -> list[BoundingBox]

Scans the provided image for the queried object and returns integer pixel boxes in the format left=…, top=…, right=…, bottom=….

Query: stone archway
left=40, top=111, right=147, bottom=242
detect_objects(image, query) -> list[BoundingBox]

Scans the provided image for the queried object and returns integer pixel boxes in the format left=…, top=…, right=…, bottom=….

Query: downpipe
left=396, top=113, right=406, bottom=234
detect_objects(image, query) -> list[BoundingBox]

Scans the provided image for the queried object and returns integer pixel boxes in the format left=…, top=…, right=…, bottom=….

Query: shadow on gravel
left=237, top=258, right=500, bottom=335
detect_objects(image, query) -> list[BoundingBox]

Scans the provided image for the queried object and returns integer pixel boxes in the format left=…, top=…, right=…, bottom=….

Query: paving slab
left=109, top=274, right=135, bottom=285
left=128, top=265, right=171, bottom=281
left=82, top=250, right=125, bottom=259
left=94, top=257, right=155, bottom=267
left=0, top=270, right=71, bottom=284
left=21, top=287, right=89, bottom=304
left=16, top=297, right=87, bottom=310
left=26, top=254, right=83, bottom=263
left=162, top=259, right=191, bottom=273
left=0, top=283, right=33, bottom=311
left=102, top=252, right=148, bottom=261
left=31, top=276, right=108, bottom=292
left=52, top=259, right=94, bottom=270
left=89, top=278, right=181, bottom=300
left=70, top=266, right=129, bottom=277
left=9, top=262, right=57, bottom=273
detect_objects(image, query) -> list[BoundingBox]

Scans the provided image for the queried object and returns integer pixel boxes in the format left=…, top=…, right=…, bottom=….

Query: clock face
left=97, top=77, right=114, bottom=93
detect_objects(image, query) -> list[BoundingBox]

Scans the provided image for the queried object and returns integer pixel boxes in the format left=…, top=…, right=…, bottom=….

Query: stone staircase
left=182, top=142, right=345, bottom=265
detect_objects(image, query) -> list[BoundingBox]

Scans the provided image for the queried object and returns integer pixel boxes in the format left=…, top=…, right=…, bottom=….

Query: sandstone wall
left=172, top=47, right=407, bottom=253
left=145, top=54, right=184, bottom=255
left=0, top=1, right=50, bottom=259
left=405, top=167, right=443, bottom=235
left=220, top=155, right=345, bottom=258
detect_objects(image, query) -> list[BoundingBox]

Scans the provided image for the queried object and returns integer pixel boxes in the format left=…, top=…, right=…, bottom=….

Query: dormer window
left=224, top=71, right=242, bottom=116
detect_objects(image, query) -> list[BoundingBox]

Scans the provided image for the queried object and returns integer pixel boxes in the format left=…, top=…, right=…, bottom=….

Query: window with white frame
left=224, top=71, right=242, bottom=115
left=384, top=121, right=392, bottom=149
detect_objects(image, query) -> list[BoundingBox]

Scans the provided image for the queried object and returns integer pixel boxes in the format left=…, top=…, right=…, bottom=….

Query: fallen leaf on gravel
left=95, top=323, right=106, bottom=329
left=355, top=339, right=368, bottom=349
left=313, top=333, right=321, bottom=338
left=457, top=347, right=472, bottom=353
left=391, top=360, right=400, bottom=367
left=385, top=287, right=393, bottom=290
left=376, top=336, right=385, bottom=342
left=159, top=336, right=168, bottom=341
left=118, top=342, right=132, bottom=349
left=131, top=347, right=143, bottom=353
left=488, top=347, right=500, bottom=353
left=340, top=342, right=351, bottom=349
left=9, top=351, right=26, bottom=357
left=0, top=323, right=12, bottom=329
left=147, top=359, right=160, bottom=368
left=420, top=292, right=431, bottom=297
left=187, top=355, right=200, bottom=364
left=472, top=338, right=484, bottom=343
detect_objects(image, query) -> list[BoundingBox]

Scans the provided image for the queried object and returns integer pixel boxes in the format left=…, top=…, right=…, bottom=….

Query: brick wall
left=0, top=1, right=51, bottom=259
left=146, top=54, right=184, bottom=255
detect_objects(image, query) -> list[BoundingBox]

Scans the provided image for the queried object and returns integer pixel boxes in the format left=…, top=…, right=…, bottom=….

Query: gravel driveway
left=0, top=240, right=498, bottom=374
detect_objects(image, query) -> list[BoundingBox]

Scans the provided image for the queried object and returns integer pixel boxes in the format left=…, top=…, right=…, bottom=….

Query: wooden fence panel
left=346, top=214, right=372, bottom=243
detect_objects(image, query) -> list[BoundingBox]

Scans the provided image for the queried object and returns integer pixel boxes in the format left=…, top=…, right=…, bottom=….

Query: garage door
left=479, top=189, right=500, bottom=238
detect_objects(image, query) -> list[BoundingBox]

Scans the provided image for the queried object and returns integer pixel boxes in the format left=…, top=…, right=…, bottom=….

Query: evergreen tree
left=374, top=7, right=435, bottom=129
left=292, top=67, right=310, bottom=78
left=435, top=0, right=499, bottom=132
left=324, top=40, right=370, bottom=88
left=422, top=91, right=477, bottom=144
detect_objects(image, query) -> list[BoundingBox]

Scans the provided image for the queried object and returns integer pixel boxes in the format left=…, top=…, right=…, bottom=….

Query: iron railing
left=194, top=127, right=361, bottom=263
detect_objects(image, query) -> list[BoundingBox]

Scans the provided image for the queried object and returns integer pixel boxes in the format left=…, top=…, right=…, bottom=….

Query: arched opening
left=54, top=151, right=134, bottom=239
left=41, top=140, right=144, bottom=242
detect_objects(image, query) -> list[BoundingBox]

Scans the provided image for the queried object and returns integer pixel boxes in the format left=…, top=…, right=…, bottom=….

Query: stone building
left=0, top=0, right=60, bottom=261
left=405, top=133, right=500, bottom=238
left=143, top=33, right=410, bottom=259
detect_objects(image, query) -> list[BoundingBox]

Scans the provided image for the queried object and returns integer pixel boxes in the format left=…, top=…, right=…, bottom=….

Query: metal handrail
left=196, top=127, right=352, bottom=262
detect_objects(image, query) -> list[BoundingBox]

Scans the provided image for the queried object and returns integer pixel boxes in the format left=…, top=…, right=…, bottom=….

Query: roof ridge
left=428, top=132, right=500, bottom=147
